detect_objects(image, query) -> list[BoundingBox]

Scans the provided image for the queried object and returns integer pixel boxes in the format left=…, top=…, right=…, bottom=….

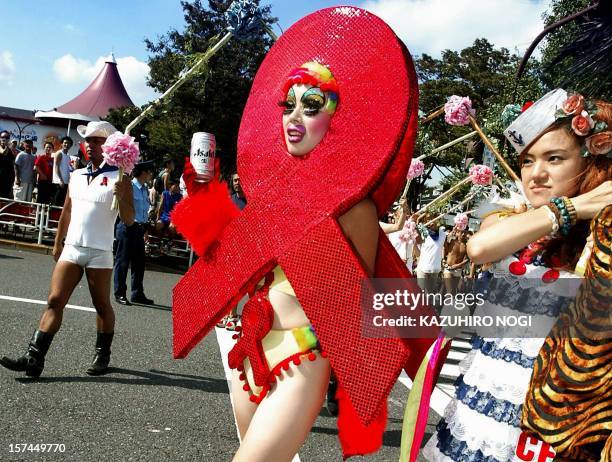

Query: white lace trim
left=442, top=399, right=522, bottom=461
left=459, top=350, right=535, bottom=405
left=421, top=434, right=456, bottom=462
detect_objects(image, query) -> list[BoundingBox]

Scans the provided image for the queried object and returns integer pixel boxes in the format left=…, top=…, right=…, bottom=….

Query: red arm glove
left=172, top=157, right=239, bottom=256
left=182, top=157, right=222, bottom=196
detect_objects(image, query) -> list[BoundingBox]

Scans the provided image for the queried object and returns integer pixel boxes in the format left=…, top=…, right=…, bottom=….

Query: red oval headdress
left=173, top=7, right=444, bottom=458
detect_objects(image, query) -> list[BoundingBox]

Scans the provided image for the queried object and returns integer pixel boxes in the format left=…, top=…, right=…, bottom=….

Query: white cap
left=76, top=121, right=118, bottom=139
left=504, top=89, right=567, bottom=155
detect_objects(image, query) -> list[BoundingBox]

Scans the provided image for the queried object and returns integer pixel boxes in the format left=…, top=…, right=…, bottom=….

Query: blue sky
left=0, top=0, right=550, bottom=111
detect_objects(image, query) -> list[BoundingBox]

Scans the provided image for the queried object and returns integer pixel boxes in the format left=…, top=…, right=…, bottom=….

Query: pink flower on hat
left=444, top=95, right=475, bottom=126
left=571, top=110, right=595, bottom=137
left=407, top=159, right=425, bottom=179
left=561, top=94, right=584, bottom=116
left=469, top=164, right=492, bottom=185
left=585, top=131, right=612, bottom=156
left=102, top=132, right=140, bottom=174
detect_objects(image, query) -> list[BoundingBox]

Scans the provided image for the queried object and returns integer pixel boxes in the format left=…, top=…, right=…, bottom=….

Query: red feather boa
left=171, top=179, right=240, bottom=256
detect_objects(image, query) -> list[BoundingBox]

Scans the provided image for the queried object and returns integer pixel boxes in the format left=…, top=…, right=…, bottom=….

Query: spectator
left=13, top=139, right=36, bottom=202
left=415, top=218, right=446, bottom=293
left=53, top=136, right=73, bottom=205
left=230, top=173, right=247, bottom=210
left=442, top=226, right=469, bottom=295
left=0, top=130, right=15, bottom=198
left=9, top=140, right=18, bottom=157
left=113, top=160, right=155, bottom=306
left=34, top=141, right=55, bottom=204
left=155, top=177, right=182, bottom=237
left=151, top=157, right=175, bottom=218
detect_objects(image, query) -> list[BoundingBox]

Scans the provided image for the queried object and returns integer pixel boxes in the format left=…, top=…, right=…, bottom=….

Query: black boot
left=0, top=330, right=54, bottom=378
left=326, top=373, right=339, bottom=417
left=86, top=332, right=114, bottom=376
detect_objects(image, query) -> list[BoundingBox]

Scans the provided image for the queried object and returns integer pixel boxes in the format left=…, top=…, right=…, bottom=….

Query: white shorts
left=59, top=244, right=113, bottom=269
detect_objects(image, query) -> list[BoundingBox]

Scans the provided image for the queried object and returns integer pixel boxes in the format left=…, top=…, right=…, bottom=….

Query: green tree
left=413, top=38, right=543, bottom=201
left=120, top=0, right=276, bottom=174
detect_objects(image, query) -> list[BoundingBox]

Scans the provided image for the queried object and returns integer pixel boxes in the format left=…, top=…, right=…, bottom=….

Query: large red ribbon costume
left=172, top=7, right=443, bottom=457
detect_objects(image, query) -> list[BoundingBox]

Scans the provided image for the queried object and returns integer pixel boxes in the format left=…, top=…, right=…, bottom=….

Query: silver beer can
left=190, top=132, right=216, bottom=182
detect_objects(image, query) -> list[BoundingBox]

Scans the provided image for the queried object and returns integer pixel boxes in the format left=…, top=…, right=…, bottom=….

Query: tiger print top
left=521, top=205, right=611, bottom=462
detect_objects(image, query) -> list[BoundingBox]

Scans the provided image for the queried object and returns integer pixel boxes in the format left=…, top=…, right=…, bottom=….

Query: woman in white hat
left=0, top=121, right=135, bottom=378
left=422, top=90, right=611, bottom=461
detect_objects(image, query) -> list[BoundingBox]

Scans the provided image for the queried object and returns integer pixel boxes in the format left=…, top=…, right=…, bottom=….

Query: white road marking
left=0, top=294, right=96, bottom=313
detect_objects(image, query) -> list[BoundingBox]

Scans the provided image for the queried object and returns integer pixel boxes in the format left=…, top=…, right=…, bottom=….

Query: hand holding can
left=190, top=132, right=216, bottom=183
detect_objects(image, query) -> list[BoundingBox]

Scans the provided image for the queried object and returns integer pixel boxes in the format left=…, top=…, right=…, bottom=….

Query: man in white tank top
left=0, top=121, right=135, bottom=378
left=52, top=136, right=73, bottom=206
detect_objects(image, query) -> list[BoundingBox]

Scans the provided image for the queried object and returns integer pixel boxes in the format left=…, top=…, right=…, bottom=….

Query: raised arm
left=114, top=174, right=135, bottom=226
left=467, top=180, right=612, bottom=265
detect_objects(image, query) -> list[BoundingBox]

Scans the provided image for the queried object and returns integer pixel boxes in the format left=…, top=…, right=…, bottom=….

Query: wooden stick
left=416, top=176, right=471, bottom=216
left=420, top=106, right=445, bottom=125
left=125, top=31, right=234, bottom=135
left=425, top=192, right=476, bottom=227
left=468, top=115, right=520, bottom=183
left=416, top=131, right=478, bottom=160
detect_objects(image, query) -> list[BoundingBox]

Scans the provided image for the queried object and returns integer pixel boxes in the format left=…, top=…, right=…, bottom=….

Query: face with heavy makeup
left=520, top=126, right=586, bottom=208
left=280, top=62, right=338, bottom=157
left=282, top=84, right=333, bottom=156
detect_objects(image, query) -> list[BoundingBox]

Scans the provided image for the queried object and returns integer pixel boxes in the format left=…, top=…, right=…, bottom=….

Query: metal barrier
left=0, top=197, right=46, bottom=244
left=0, top=196, right=193, bottom=264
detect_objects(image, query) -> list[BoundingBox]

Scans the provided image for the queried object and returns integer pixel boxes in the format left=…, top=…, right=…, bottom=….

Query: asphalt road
left=0, top=246, right=442, bottom=462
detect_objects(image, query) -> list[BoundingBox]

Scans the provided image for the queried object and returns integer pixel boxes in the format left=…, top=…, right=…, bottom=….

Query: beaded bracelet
left=561, top=196, right=577, bottom=226
left=542, top=205, right=560, bottom=236
left=550, top=197, right=571, bottom=236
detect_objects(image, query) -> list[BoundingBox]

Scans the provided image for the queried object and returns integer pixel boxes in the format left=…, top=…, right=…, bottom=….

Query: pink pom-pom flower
left=454, top=213, right=468, bottom=230
left=102, top=132, right=140, bottom=174
left=469, top=164, right=493, bottom=185
left=399, top=219, right=419, bottom=245
left=407, top=159, right=425, bottom=179
left=444, top=95, right=475, bottom=126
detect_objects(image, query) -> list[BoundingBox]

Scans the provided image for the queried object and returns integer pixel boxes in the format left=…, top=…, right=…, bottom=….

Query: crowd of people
left=0, top=133, right=81, bottom=206
left=0, top=5, right=610, bottom=462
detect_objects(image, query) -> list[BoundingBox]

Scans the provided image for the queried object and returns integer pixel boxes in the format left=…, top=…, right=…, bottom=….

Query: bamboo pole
left=425, top=192, right=476, bottom=227
left=468, top=115, right=520, bottom=183
left=125, top=32, right=234, bottom=135
left=420, top=106, right=445, bottom=125
left=416, top=130, right=478, bottom=160
left=415, top=176, right=471, bottom=217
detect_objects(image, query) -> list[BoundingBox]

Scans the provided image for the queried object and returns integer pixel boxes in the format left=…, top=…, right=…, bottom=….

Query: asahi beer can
left=190, top=132, right=216, bottom=182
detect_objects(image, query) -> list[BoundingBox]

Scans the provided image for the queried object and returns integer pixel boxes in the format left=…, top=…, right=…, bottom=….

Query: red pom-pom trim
left=229, top=350, right=320, bottom=406
left=542, top=269, right=560, bottom=283
left=509, top=261, right=527, bottom=276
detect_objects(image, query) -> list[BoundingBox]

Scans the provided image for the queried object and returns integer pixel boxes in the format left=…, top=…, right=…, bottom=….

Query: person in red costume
left=173, top=7, right=446, bottom=461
